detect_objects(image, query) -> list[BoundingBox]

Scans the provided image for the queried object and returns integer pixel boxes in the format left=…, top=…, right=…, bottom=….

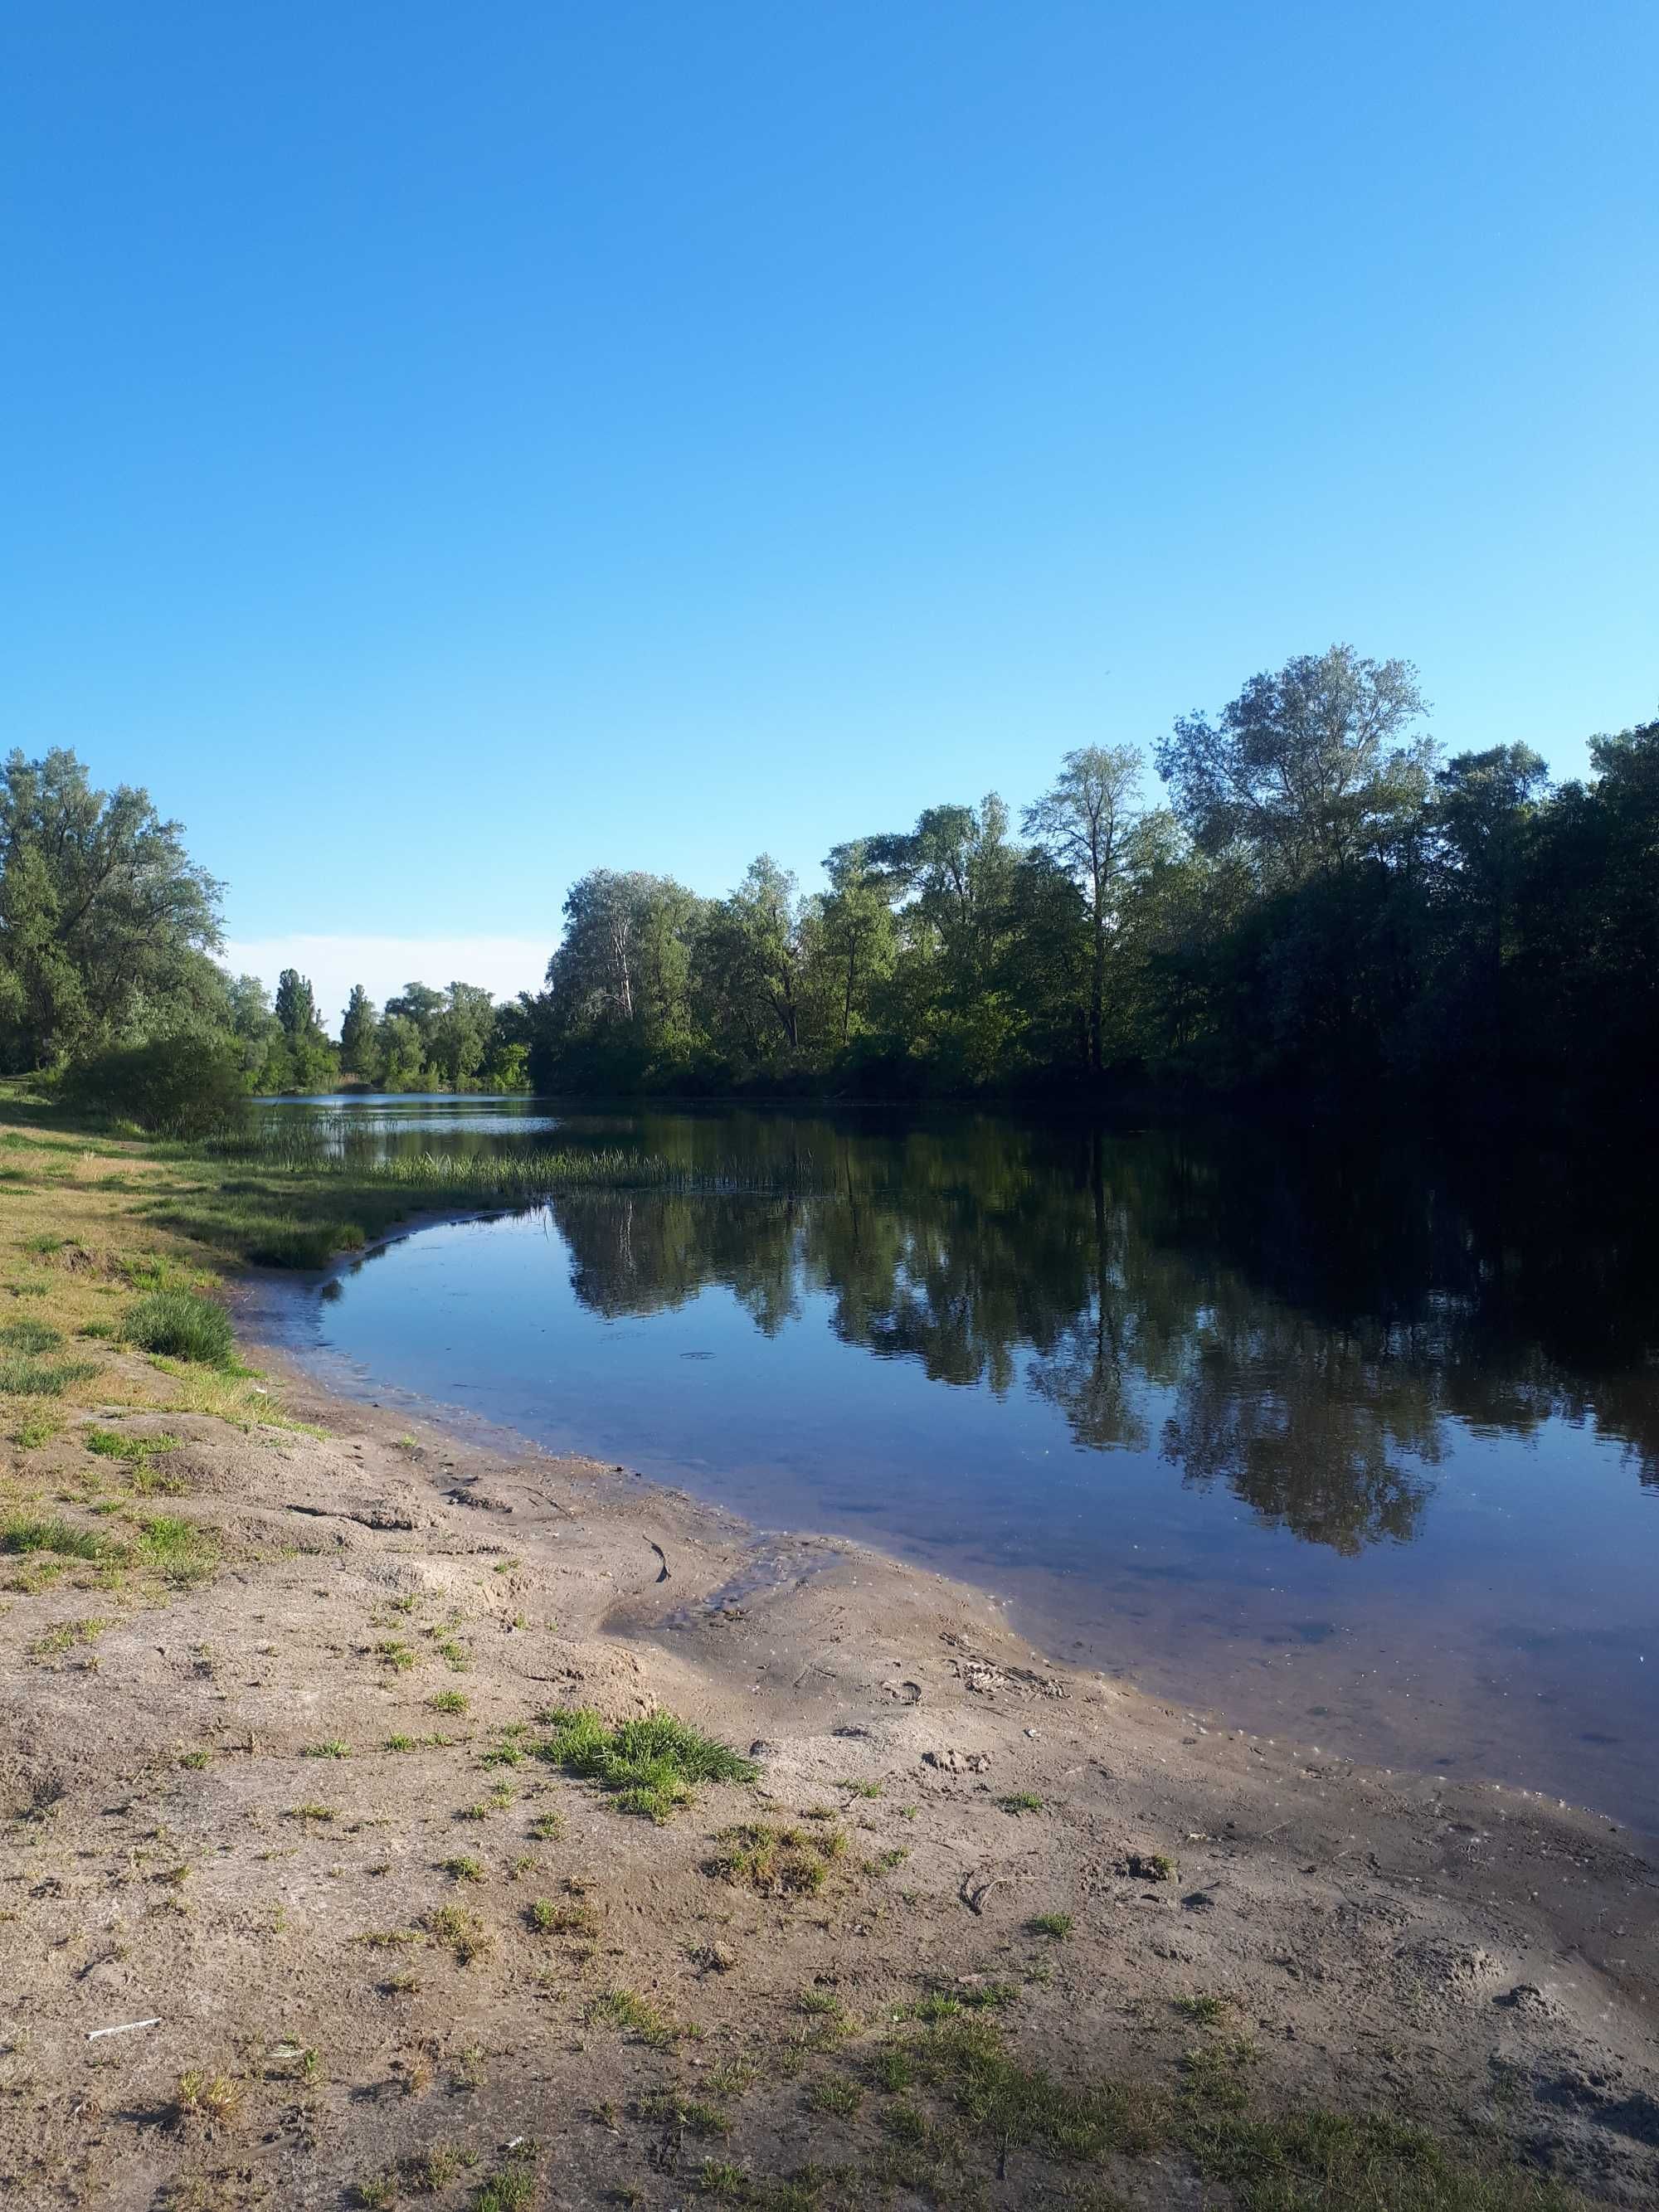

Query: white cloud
left=220, top=936, right=550, bottom=1033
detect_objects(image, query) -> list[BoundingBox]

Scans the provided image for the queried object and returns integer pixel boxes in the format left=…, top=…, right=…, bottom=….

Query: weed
left=13, top=1408, right=62, bottom=1447
left=836, top=1778, right=883, bottom=1798
left=348, top=2180, right=397, bottom=2211
left=528, top=1808, right=566, bottom=1842
left=474, top=2146, right=538, bottom=2212
left=0, top=1318, right=62, bottom=1352
left=445, top=1855, right=485, bottom=1884
left=527, top=1897, right=594, bottom=1937
left=286, top=1803, right=337, bottom=1824
left=806, top=2074, right=863, bottom=2119
left=427, top=1688, right=468, bottom=1714
left=30, top=1616, right=107, bottom=1659
left=384, top=1733, right=419, bottom=1753
left=376, top=1639, right=417, bottom=1672
left=538, top=1706, right=756, bottom=1823
left=998, top=1792, right=1044, bottom=1815
left=638, top=2088, right=731, bottom=2137
left=304, top=1738, right=351, bottom=1760
left=179, top=1749, right=211, bottom=1771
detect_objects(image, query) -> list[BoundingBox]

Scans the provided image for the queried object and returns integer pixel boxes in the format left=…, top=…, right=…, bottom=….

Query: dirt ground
left=3, top=1299, right=1657, bottom=2212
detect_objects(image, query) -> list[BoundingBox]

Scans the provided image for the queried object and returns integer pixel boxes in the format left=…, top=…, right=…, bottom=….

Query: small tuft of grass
left=1028, top=1911, right=1074, bottom=1940
left=1125, top=1851, right=1177, bottom=1883
left=709, top=1822, right=846, bottom=1898
left=375, top=1639, right=417, bottom=1672
left=585, top=1986, right=686, bottom=2049
left=303, top=1738, right=351, bottom=1760
left=427, top=1688, right=468, bottom=1714
left=836, top=1777, right=883, bottom=1798
left=174, top=2069, right=243, bottom=2124
left=444, top=1855, right=485, bottom=1883
left=85, top=1424, right=181, bottom=1462
left=0, top=1317, right=63, bottom=1352
left=124, top=1289, right=235, bottom=1367
left=538, top=1705, right=756, bottom=1824
left=384, top=1733, right=419, bottom=1753
left=1174, top=1991, right=1230, bottom=2025
left=426, top=1903, right=493, bottom=1963
left=474, top=2146, right=538, bottom=2212
left=998, top=1792, right=1044, bottom=1816
left=286, top=1802, right=337, bottom=1824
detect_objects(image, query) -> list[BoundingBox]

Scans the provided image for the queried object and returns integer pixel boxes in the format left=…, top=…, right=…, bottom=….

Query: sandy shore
left=3, top=1305, right=1657, bottom=2210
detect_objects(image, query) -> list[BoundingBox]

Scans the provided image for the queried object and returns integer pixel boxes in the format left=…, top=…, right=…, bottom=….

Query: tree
left=1430, top=745, right=1549, bottom=1066
left=0, top=747, right=223, bottom=1069
left=385, top=981, right=445, bottom=1040
left=1155, top=646, right=1433, bottom=888
left=428, top=982, right=496, bottom=1088
left=339, top=984, right=379, bottom=1077
left=818, top=841, right=897, bottom=1048
left=698, top=857, right=804, bottom=1060
left=1023, top=745, right=1143, bottom=1072
left=275, top=969, right=319, bottom=1042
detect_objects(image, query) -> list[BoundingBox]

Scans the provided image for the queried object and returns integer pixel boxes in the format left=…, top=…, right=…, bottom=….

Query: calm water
left=265, top=1098, right=1659, bottom=1830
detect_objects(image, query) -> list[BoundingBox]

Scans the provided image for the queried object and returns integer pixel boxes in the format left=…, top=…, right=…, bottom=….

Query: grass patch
left=303, top=1738, right=350, bottom=1759
left=538, top=1705, right=756, bottom=1822
left=426, top=1902, right=493, bottom=1963
left=585, top=1986, right=687, bottom=2049
left=124, top=1288, right=234, bottom=1367
left=710, top=1822, right=846, bottom=1897
left=1182, top=2103, right=1592, bottom=2210
left=135, top=1514, right=218, bottom=1586
left=0, top=1355, right=100, bottom=1395
left=2, top=1514, right=109, bottom=1560
left=998, top=1792, right=1044, bottom=1816
left=1028, top=1911, right=1074, bottom=1939
left=0, top=1317, right=63, bottom=1352
left=427, top=1688, right=469, bottom=1714
left=86, top=1424, right=180, bottom=1461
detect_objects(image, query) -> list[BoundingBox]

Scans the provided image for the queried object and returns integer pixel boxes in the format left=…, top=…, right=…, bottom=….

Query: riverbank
left=2, top=1099, right=1657, bottom=2209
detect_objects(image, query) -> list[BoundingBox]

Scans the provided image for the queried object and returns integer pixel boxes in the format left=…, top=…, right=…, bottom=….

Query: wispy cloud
left=220, top=936, right=550, bottom=1029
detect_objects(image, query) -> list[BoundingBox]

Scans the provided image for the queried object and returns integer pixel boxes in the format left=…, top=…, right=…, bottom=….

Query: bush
left=60, top=1035, right=251, bottom=1139
left=124, top=1288, right=234, bottom=1367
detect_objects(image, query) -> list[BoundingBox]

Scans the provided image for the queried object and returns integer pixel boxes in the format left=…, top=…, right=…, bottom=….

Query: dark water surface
left=264, top=1098, right=1659, bottom=1830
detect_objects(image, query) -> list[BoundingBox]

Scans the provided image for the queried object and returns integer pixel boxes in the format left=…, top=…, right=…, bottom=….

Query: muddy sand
left=2, top=1320, right=1657, bottom=2210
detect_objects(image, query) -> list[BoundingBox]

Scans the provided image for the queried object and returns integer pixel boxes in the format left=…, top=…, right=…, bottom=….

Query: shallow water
left=265, top=1098, right=1659, bottom=1831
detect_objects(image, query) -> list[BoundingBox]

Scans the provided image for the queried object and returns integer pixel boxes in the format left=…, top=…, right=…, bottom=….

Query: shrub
left=124, top=1289, right=234, bottom=1367
left=61, top=1035, right=251, bottom=1139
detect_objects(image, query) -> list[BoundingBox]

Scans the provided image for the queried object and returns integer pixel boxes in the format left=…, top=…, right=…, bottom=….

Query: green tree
left=1156, top=645, right=1433, bottom=887
left=1023, top=745, right=1144, bottom=1072
left=0, top=747, right=223, bottom=1069
left=339, top=984, right=380, bottom=1078
left=428, top=982, right=496, bottom=1088
left=274, top=969, right=319, bottom=1042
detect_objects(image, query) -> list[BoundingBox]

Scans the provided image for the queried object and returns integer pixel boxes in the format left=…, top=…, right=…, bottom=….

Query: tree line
left=3, top=639, right=1654, bottom=1123
left=531, top=644, right=1658, bottom=1111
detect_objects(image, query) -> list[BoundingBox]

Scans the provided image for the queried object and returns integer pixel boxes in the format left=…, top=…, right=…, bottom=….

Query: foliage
left=538, top=1704, right=757, bottom=1821
left=60, top=1033, right=250, bottom=1137
left=0, top=748, right=224, bottom=1072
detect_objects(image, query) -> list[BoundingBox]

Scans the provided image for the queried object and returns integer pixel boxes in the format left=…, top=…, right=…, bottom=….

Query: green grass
left=427, top=1688, right=469, bottom=1714
left=124, top=1287, right=234, bottom=1366
left=585, top=1986, right=686, bottom=2049
left=0, top=1354, right=100, bottom=1395
left=1181, top=2103, right=1592, bottom=2211
left=538, top=1705, right=757, bottom=1822
left=710, top=1822, right=846, bottom=1896
left=2, top=1514, right=109, bottom=1560
left=1028, top=1911, right=1074, bottom=1939
left=85, top=1424, right=180, bottom=1461
left=998, top=1791, right=1044, bottom=1815
left=135, top=1514, right=218, bottom=1586
left=0, top=1317, right=63, bottom=1353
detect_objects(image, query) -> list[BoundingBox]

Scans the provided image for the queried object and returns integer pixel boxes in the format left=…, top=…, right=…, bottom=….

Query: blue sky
left=3, top=2, right=1655, bottom=1016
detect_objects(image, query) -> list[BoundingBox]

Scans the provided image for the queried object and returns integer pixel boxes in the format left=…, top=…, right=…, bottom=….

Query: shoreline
left=3, top=1106, right=1658, bottom=2206
left=249, top=1198, right=1659, bottom=1845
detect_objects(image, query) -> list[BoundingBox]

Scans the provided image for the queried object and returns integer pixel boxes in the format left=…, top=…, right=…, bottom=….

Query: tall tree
left=274, top=968, right=319, bottom=1042
left=1155, top=645, right=1433, bottom=888
left=1023, top=745, right=1143, bottom=1072
left=338, top=984, right=379, bottom=1077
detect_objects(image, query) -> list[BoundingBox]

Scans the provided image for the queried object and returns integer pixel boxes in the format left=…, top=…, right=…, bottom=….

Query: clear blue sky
left=3, top=2, right=1655, bottom=1009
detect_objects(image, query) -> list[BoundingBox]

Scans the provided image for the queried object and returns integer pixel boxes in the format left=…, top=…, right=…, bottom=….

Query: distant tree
left=1023, top=746, right=1144, bottom=1072
left=818, top=840, right=898, bottom=1048
left=377, top=1013, right=426, bottom=1091
left=274, top=968, right=319, bottom=1042
left=428, top=982, right=496, bottom=1087
left=1156, top=646, right=1433, bottom=888
left=0, top=747, right=223, bottom=1069
left=385, top=981, right=445, bottom=1040
left=1431, top=745, right=1550, bottom=1065
left=338, top=984, right=380, bottom=1078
